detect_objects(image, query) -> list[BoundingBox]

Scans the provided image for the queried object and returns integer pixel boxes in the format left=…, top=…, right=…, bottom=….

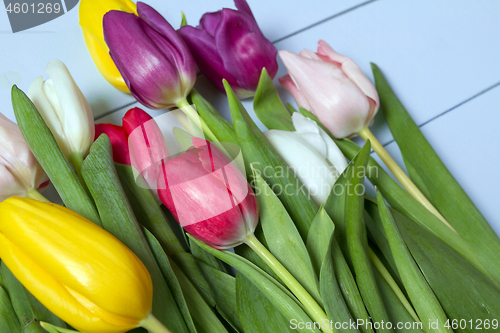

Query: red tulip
left=94, top=107, right=169, bottom=200
left=157, top=138, right=258, bottom=249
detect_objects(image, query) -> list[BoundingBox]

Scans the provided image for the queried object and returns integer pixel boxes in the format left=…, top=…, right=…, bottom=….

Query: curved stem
left=245, top=234, right=333, bottom=333
left=176, top=98, right=218, bottom=143
left=26, top=188, right=50, bottom=203
left=358, top=127, right=455, bottom=232
left=368, top=248, right=419, bottom=322
left=140, top=314, right=172, bottom=333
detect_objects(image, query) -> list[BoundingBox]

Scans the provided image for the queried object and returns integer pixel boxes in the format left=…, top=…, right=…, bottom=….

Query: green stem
left=26, top=188, right=50, bottom=203
left=368, top=248, right=419, bottom=322
left=358, top=127, right=454, bottom=232
left=140, top=314, right=172, bottom=333
left=176, top=98, right=218, bottom=143
left=245, top=234, right=333, bottom=333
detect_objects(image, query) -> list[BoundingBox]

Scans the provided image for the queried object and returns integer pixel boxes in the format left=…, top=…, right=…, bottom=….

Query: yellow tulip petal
left=0, top=233, right=137, bottom=333
left=79, top=0, right=137, bottom=93
left=0, top=198, right=152, bottom=321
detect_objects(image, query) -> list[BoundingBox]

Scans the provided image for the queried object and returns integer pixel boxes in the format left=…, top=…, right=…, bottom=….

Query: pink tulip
left=94, top=108, right=169, bottom=200
left=0, top=113, right=49, bottom=201
left=279, top=40, right=379, bottom=138
left=157, top=138, right=259, bottom=249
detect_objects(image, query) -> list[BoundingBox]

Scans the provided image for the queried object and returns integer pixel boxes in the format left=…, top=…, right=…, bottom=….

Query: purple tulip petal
left=234, top=0, right=255, bottom=21
left=137, top=2, right=196, bottom=83
left=215, top=9, right=278, bottom=90
left=199, top=11, right=222, bottom=37
left=178, top=25, right=240, bottom=91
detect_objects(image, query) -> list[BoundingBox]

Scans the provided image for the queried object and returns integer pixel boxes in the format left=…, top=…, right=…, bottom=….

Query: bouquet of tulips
left=1, top=0, right=499, bottom=333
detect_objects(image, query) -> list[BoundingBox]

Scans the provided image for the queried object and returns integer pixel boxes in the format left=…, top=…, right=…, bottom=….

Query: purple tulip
left=178, top=0, right=278, bottom=98
left=103, top=2, right=197, bottom=109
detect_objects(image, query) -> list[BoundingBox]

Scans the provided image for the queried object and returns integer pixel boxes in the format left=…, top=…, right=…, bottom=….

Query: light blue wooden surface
left=0, top=0, right=498, bottom=235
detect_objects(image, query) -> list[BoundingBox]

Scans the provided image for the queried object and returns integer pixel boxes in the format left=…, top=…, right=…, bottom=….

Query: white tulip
left=264, top=113, right=348, bottom=205
left=0, top=113, right=49, bottom=201
left=28, top=60, right=94, bottom=166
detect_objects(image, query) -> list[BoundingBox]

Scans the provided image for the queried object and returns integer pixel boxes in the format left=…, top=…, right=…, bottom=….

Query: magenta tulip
left=279, top=40, right=380, bottom=138
left=157, top=138, right=259, bottom=249
left=103, top=2, right=197, bottom=109
left=178, top=0, right=278, bottom=98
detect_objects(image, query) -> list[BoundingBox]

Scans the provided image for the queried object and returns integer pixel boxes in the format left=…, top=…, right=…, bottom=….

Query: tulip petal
left=279, top=50, right=370, bottom=138
left=104, top=11, right=181, bottom=109
left=123, top=108, right=169, bottom=192
left=157, top=139, right=258, bottom=249
left=94, top=123, right=131, bottom=165
left=234, top=0, right=256, bottom=20
left=317, top=40, right=379, bottom=117
left=0, top=198, right=153, bottom=324
left=264, top=130, right=337, bottom=205
left=199, top=10, right=222, bottom=37
left=0, top=233, right=138, bottom=333
left=44, top=60, right=95, bottom=156
left=0, top=113, right=48, bottom=196
left=136, top=2, right=196, bottom=95
left=215, top=9, right=278, bottom=90
left=292, top=113, right=348, bottom=174
left=178, top=26, right=239, bottom=91
left=278, top=74, right=311, bottom=111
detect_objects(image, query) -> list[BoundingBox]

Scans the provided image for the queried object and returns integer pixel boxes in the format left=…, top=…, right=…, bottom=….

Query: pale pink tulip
left=279, top=40, right=379, bottom=138
left=0, top=113, right=49, bottom=201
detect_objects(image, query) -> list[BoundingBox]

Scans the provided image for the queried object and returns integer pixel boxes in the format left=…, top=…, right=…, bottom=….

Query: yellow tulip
left=79, top=0, right=137, bottom=93
left=0, top=197, right=153, bottom=333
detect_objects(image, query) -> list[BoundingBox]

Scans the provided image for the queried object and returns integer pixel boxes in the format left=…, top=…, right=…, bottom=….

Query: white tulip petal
left=265, top=129, right=337, bottom=205
left=45, top=59, right=94, bottom=156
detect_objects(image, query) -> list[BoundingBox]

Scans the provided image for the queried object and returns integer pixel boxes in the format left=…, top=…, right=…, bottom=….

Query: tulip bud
left=178, top=0, right=278, bottom=98
left=103, top=2, right=197, bottom=109
left=264, top=113, right=348, bottom=205
left=0, top=197, right=153, bottom=333
left=279, top=40, right=380, bottom=138
left=95, top=108, right=169, bottom=202
left=0, top=113, right=49, bottom=202
left=157, top=138, right=259, bottom=249
left=27, top=60, right=95, bottom=163
left=79, top=0, right=137, bottom=93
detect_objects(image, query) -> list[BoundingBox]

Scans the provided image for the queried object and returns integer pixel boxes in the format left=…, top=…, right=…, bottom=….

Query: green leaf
left=197, top=261, right=243, bottom=332
left=189, top=88, right=238, bottom=144
left=365, top=200, right=500, bottom=332
left=372, top=63, right=500, bottom=288
left=323, top=162, right=374, bottom=333
left=345, top=141, right=391, bottom=331
left=11, top=85, right=101, bottom=226
left=0, top=263, right=65, bottom=333
left=376, top=190, right=450, bottom=332
left=189, top=236, right=320, bottom=333
left=319, top=232, right=358, bottom=332
left=372, top=268, right=423, bottom=333
left=39, top=323, right=78, bottom=333
left=144, top=229, right=198, bottom=333
left=299, top=108, right=487, bottom=285
left=252, top=168, right=321, bottom=304
left=306, top=207, right=335, bottom=275
left=224, top=80, right=318, bottom=239
left=253, top=69, right=295, bottom=131
left=236, top=273, right=293, bottom=333
left=81, top=135, right=189, bottom=333
left=180, top=11, right=187, bottom=27
left=0, top=285, right=22, bottom=333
